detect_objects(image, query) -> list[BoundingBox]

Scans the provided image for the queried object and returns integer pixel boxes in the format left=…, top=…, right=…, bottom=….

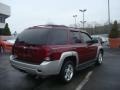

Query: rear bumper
left=10, top=55, right=61, bottom=76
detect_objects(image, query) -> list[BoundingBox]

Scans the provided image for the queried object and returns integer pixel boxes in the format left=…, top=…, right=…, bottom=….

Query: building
left=0, top=2, right=10, bottom=35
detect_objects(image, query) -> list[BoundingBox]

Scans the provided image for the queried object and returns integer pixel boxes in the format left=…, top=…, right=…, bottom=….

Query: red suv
left=10, top=25, right=103, bottom=83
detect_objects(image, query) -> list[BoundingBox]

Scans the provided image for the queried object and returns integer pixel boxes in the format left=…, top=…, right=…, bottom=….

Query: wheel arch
left=99, top=48, right=104, bottom=55
left=96, top=46, right=104, bottom=58
left=58, top=51, right=79, bottom=74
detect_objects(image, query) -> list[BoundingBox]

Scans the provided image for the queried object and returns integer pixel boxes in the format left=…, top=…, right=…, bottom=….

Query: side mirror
left=92, top=39, right=99, bottom=43
left=87, top=39, right=98, bottom=44
left=102, top=41, right=104, bottom=44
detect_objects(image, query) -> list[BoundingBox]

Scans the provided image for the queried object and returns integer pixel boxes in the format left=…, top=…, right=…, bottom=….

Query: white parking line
left=76, top=71, right=93, bottom=90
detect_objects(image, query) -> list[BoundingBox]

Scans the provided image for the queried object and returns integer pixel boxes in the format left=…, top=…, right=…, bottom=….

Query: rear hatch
left=13, top=28, right=50, bottom=64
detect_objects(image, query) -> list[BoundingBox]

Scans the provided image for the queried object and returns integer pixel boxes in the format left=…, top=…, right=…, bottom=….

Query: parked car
left=91, top=36, right=103, bottom=45
left=10, top=25, right=104, bottom=83
left=0, top=39, right=15, bottom=53
left=91, top=35, right=109, bottom=46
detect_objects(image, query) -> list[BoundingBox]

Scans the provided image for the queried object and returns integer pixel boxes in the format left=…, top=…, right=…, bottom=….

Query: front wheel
left=59, top=61, right=74, bottom=83
left=96, top=52, right=103, bottom=65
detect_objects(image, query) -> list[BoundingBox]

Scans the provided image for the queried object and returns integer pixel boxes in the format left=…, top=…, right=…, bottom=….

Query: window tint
left=81, top=32, right=92, bottom=42
left=16, top=29, right=50, bottom=45
left=16, top=28, right=68, bottom=45
left=70, top=31, right=81, bottom=43
left=48, top=29, right=68, bottom=45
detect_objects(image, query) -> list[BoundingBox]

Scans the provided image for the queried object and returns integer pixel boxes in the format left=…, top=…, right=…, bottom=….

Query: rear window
left=16, top=28, right=50, bottom=45
left=16, top=28, right=68, bottom=45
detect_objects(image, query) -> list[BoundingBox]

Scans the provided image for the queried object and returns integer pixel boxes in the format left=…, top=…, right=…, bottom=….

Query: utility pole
left=108, top=0, right=110, bottom=25
left=79, top=9, right=87, bottom=30
left=73, top=15, right=77, bottom=28
left=108, top=0, right=111, bottom=33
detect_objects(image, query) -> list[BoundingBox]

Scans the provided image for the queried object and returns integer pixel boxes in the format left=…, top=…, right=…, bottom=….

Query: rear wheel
left=96, top=52, right=103, bottom=65
left=59, top=61, right=74, bottom=83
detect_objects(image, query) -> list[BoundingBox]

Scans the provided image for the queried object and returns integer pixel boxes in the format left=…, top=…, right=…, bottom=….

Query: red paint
left=13, top=25, right=99, bottom=64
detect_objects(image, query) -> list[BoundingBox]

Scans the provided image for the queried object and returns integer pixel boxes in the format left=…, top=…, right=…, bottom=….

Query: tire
left=0, top=46, right=4, bottom=53
left=59, top=61, right=74, bottom=83
left=96, top=52, right=103, bottom=65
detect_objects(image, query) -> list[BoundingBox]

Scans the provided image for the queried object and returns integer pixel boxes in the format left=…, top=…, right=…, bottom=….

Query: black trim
left=76, top=59, right=96, bottom=71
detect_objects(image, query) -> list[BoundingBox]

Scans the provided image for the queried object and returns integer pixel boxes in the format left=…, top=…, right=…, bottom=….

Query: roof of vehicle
left=27, top=24, right=87, bottom=33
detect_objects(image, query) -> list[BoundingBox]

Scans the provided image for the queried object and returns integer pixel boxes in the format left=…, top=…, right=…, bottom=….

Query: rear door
left=81, top=32, right=97, bottom=61
left=69, top=31, right=88, bottom=63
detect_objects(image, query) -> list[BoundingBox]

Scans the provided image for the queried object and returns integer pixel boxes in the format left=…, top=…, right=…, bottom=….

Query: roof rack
left=28, top=24, right=68, bottom=29
left=45, top=24, right=67, bottom=27
left=27, top=24, right=86, bottom=32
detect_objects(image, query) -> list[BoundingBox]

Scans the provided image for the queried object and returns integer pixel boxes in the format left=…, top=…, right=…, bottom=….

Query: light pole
left=79, top=9, right=87, bottom=30
left=108, top=0, right=111, bottom=33
left=80, top=21, right=86, bottom=28
left=73, top=15, right=77, bottom=28
left=108, top=0, right=110, bottom=25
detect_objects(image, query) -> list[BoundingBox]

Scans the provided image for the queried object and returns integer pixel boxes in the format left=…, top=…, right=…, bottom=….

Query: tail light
left=31, top=46, right=52, bottom=62
left=43, top=47, right=51, bottom=61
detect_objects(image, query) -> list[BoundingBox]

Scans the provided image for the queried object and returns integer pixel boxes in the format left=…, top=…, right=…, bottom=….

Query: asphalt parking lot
left=0, top=48, right=120, bottom=90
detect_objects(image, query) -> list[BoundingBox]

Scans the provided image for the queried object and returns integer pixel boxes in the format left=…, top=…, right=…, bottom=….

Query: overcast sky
left=0, top=0, right=120, bottom=33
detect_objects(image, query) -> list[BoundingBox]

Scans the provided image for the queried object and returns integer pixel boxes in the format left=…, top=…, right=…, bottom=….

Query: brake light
left=43, top=47, right=51, bottom=61
left=32, top=46, right=52, bottom=61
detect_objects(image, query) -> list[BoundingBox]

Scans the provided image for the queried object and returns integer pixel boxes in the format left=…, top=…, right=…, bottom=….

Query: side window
left=49, top=29, right=68, bottom=45
left=70, top=31, right=81, bottom=43
left=81, top=32, right=92, bottom=43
